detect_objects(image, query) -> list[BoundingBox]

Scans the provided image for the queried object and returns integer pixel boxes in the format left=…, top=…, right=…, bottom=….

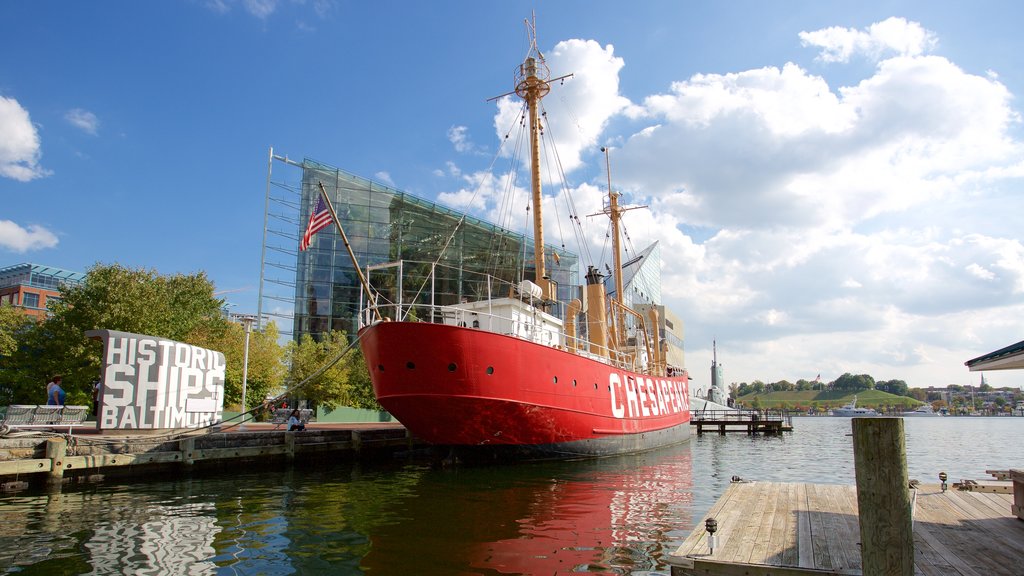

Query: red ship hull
left=358, top=321, right=691, bottom=459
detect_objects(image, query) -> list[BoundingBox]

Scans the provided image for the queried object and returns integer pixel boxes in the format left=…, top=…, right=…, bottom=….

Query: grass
left=735, top=389, right=922, bottom=410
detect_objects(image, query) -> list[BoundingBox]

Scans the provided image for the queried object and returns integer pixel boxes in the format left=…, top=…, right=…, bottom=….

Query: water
left=2, top=417, right=1021, bottom=575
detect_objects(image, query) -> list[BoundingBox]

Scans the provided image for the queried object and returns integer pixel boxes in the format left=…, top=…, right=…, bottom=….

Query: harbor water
left=2, top=417, right=1021, bottom=575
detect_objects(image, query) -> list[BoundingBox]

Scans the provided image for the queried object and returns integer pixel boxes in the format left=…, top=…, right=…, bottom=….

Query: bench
left=269, top=408, right=313, bottom=430
left=1, top=405, right=90, bottom=433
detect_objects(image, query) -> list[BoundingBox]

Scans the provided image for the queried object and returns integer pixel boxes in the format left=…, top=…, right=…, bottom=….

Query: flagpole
left=316, top=181, right=382, bottom=322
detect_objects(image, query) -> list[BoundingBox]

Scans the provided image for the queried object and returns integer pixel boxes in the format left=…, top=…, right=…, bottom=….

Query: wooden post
left=285, top=431, right=296, bottom=461
left=852, top=418, right=914, bottom=575
left=45, top=438, right=67, bottom=485
left=351, top=430, right=362, bottom=454
left=1011, top=469, right=1024, bottom=520
left=180, top=438, right=195, bottom=466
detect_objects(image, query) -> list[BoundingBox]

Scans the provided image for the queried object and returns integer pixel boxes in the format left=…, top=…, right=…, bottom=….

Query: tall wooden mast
left=516, top=52, right=550, bottom=295
left=502, top=16, right=571, bottom=301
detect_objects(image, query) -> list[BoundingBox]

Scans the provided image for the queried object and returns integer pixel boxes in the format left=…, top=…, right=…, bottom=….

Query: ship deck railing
left=358, top=259, right=676, bottom=377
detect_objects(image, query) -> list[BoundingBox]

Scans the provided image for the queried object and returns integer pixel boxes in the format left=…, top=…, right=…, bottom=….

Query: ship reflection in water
left=361, top=445, right=696, bottom=575
left=0, top=445, right=695, bottom=575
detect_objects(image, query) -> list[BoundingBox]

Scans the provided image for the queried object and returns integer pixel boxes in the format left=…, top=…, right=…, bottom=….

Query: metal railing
left=357, top=260, right=668, bottom=375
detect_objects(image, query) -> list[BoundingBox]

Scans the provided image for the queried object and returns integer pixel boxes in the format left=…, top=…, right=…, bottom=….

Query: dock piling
left=852, top=417, right=913, bottom=576
left=45, top=438, right=67, bottom=485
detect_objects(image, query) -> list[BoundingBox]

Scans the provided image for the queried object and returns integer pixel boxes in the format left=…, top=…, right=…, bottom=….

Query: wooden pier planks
left=669, top=481, right=1024, bottom=576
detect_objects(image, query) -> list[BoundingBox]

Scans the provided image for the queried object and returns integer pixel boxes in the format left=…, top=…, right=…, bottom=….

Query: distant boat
left=903, top=405, right=941, bottom=417
left=831, top=396, right=878, bottom=417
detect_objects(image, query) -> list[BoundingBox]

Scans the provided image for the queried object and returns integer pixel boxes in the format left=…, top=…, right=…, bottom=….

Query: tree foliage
left=0, top=263, right=233, bottom=405
left=0, top=304, right=32, bottom=357
left=875, top=379, right=908, bottom=396
left=286, top=330, right=381, bottom=411
left=188, top=320, right=285, bottom=410
left=832, top=373, right=875, bottom=391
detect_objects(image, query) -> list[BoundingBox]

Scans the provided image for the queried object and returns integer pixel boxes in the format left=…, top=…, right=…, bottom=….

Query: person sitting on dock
left=287, top=409, right=305, bottom=432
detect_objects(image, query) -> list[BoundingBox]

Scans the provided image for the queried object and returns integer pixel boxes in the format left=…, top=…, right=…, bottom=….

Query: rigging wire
left=397, top=110, right=518, bottom=321
left=537, top=99, right=594, bottom=269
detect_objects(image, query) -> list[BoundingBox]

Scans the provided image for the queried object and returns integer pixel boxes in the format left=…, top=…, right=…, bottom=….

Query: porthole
left=406, top=361, right=415, bottom=370
left=378, top=365, right=385, bottom=372
left=448, top=363, right=457, bottom=372
left=553, top=376, right=558, bottom=384
left=486, top=366, right=494, bottom=375
left=594, top=383, right=598, bottom=390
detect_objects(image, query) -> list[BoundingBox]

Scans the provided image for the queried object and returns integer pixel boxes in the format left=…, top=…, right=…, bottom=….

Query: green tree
left=0, top=263, right=227, bottom=404
left=343, top=347, right=381, bottom=410
left=877, top=379, right=909, bottom=397
left=773, top=379, right=794, bottom=392
left=286, top=330, right=381, bottom=411
left=728, top=382, right=740, bottom=399
left=0, top=304, right=31, bottom=356
left=833, top=372, right=875, bottom=391
left=188, top=320, right=286, bottom=411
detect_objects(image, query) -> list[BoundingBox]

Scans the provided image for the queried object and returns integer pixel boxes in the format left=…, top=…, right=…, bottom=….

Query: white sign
left=87, top=330, right=226, bottom=429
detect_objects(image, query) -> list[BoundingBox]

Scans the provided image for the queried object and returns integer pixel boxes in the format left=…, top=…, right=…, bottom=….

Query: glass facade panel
left=294, top=160, right=579, bottom=341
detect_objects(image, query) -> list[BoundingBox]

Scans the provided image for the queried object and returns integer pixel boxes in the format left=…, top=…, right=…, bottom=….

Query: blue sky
left=3, top=1, right=1023, bottom=390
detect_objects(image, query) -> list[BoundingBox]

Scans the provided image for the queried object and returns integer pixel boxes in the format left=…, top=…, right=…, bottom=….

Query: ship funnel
left=584, top=266, right=609, bottom=357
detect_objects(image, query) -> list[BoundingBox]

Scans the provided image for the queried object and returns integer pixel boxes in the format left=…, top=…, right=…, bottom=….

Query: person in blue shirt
left=47, top=376, right=66, bottom=405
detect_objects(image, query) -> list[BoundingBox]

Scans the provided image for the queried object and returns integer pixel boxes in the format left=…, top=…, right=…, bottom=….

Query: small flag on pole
left=300, top=194, right=332, bottom=251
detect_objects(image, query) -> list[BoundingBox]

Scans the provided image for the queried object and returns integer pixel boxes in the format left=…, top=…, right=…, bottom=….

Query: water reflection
left=359, top=445, right=695, bottom=575
left=1, top=418, right=1020, bottom=575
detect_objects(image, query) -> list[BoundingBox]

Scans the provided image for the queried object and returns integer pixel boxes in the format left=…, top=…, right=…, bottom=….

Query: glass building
left=616, top=242, right=686, bottom=372
left=290, top=160, right=580, bottom=341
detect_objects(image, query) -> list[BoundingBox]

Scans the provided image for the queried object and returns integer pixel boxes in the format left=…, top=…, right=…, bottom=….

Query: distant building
left=0, top=263, right=85, bottom=319
left=621, top=243, right=686, bottom=374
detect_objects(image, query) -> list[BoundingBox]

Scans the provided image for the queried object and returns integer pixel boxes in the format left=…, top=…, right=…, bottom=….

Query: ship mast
left=603, top=148, right=625, bottom=306
left=500, top=16, right=571, bottom=301
left=593, top=147, right=647, bottom=348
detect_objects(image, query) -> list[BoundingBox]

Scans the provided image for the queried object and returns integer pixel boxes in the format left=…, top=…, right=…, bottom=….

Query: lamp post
left=238, top=314, right=257, bottom=431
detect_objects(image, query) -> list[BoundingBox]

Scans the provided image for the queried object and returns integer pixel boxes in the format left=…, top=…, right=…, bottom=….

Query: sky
left=2, top=1, right=1023, bottom=390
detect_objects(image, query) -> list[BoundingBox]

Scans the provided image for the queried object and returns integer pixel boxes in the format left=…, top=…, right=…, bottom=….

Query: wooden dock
left=0, top=423, right=419, bottom=488
left=691, top=410, right=794, bottom=435
left=668, top=480, right=1024, bottom=575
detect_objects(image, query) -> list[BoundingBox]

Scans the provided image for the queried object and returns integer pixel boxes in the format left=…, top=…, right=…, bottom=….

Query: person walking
left=47, top=376, right=66, bottom=406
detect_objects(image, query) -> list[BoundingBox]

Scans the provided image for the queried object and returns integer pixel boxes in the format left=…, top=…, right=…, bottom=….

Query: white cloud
left=493, top=39, right=635, bottom=177
left=203, top=0, right=280, bottom=19
left=0, top=220, right=59, bottom=252
left=447, top=125, right=476, bottom=153
left=374, top=171, right=394, bottom=186
left=0, top=95, right=49, bottom=181
left=456, top=18, right=1024, bottom=388
left=243, top=0, right=277, bottom=19
left=799, top=17, right=939, bottom=63
left=65, top=108, right=99, bottom=135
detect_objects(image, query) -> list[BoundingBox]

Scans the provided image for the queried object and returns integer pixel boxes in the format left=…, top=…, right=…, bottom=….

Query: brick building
left=0, top=263, right=85, bottom=319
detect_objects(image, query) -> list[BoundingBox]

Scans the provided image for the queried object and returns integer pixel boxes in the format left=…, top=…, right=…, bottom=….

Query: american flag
left=299, top=194, right=332, bottom=251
